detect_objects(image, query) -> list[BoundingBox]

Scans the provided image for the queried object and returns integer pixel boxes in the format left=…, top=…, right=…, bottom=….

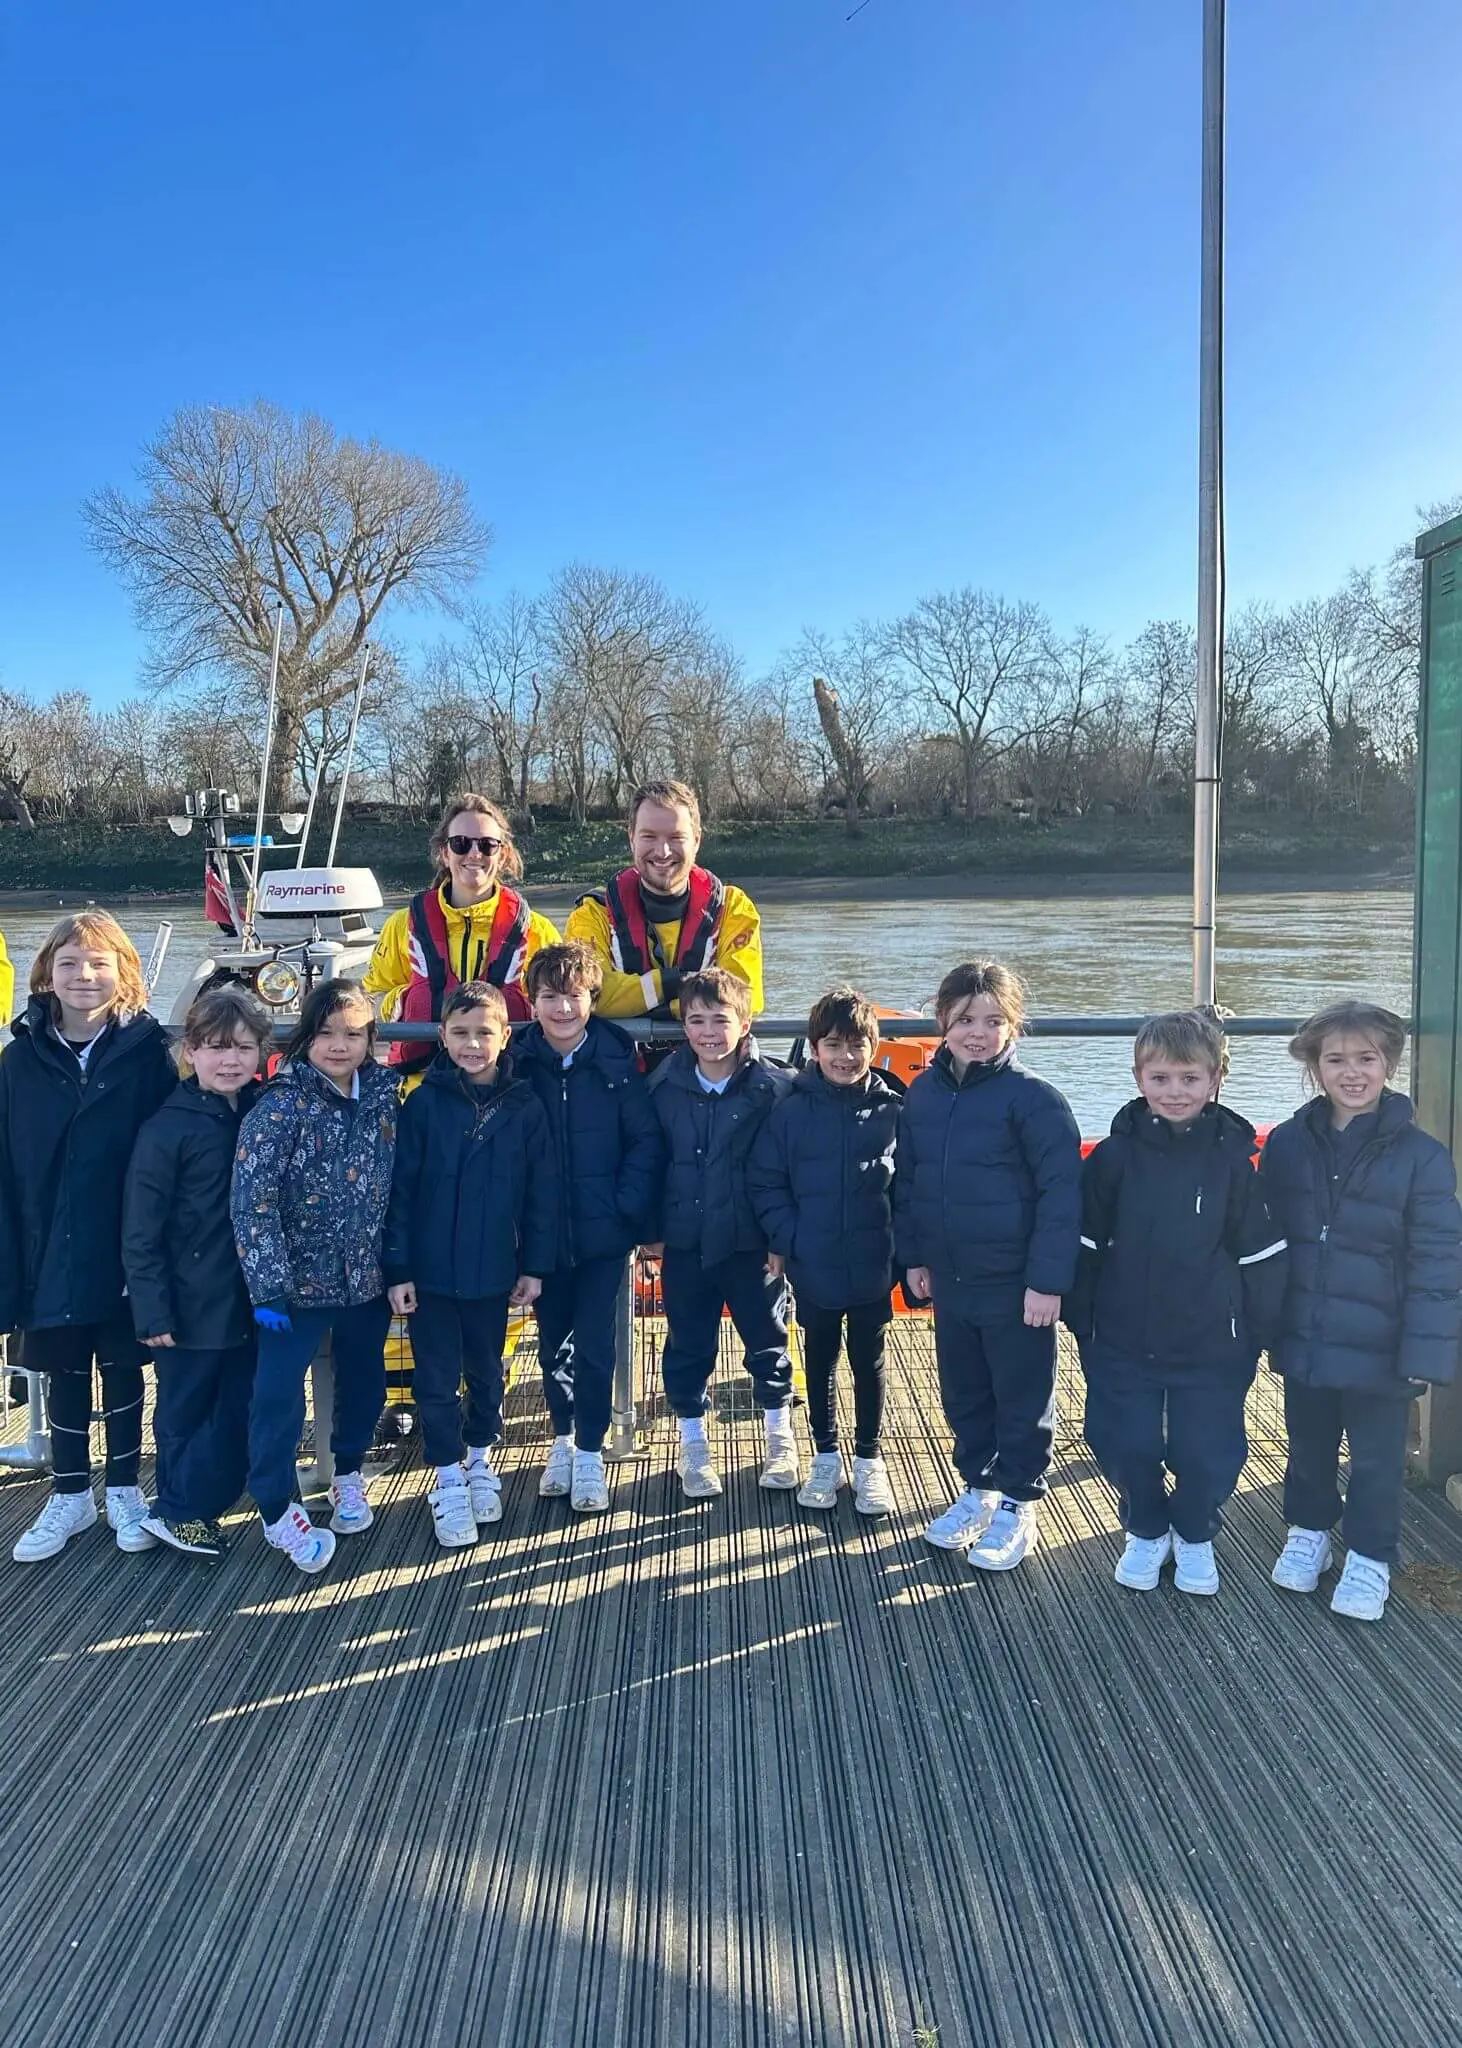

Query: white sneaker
left=924, top=1488, right=1001, bottom=1552
left=1271, top=1526, right=1333, bottom=1594
left=429, top=1477, right=478, bottom=1549
left=676, top=1438, right=723, bottom=1500
left=797, top=1450, right=845, bottom=1510
left=759, top=1437, right=801, bottom=1490
left=1114, top=1530, right=1173, bottom=1591
left=852, top=1456, right=894, bottom=1517
left=968, top=1497, right=1039, bottom=1573
left=329, top=1471, right=373, bottom=1535
left=539, top=1438, right=574, bottom=1498
left=1331, top=1550, right=1390, bottom=1622
left=264, top=1504, right=336, bottom=1575
left=1173, top=1534, right=1220, bottom=1596
left=105, top=1485, right=159, bottom=1553
left=571, top=1450, right=609, bottom=1513
left=12, top=1489, right=97, bottom=1563
left=466, top=1459, right=503, bottom=1524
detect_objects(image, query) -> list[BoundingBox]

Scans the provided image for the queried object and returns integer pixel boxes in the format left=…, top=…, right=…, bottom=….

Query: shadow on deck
left=2, top=1325, right=1461, bottom=2047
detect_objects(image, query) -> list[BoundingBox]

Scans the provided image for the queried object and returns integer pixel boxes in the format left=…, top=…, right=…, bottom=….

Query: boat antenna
left=245, top=606, right=285, bottom=939
left=1192, top=0, right=1226, bottom=1007
left=326, top=644, right=371, bottom=868
left=295, top=727, right=329, bottom=868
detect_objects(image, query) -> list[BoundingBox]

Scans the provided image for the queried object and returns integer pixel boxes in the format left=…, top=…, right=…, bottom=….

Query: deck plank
left=1, top=1328, right=1460, bottom=2047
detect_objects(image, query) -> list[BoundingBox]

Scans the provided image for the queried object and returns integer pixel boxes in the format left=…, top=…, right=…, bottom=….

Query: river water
left=0, top=888, right=1412, bottom=1134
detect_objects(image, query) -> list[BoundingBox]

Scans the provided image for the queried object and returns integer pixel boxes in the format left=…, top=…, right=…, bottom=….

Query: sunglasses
left=446, top=835, right=503, bottom=857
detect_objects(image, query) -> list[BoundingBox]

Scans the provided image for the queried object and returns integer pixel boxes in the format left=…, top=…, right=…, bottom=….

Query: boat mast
left=326, top=644, right=371, bottom=868
left=1193, top=0, right=1225, bottom=1006
left=245, top=607, right=286, bottom=938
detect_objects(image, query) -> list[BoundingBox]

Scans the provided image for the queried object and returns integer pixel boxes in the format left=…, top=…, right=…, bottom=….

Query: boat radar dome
left=255, top=868, right=385, bottom=921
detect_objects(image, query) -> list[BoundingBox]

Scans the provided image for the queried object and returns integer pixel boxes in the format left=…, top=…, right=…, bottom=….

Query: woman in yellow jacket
left=363, top=794, right=559, bottom=1080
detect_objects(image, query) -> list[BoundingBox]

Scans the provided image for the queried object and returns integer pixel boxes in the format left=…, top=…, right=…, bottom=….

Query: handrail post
left=0, top=1342, right=52, bottom=1472
left=607, top=1256, right=638, bottom=1460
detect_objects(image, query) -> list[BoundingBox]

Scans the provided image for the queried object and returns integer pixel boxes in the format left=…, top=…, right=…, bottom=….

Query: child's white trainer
left=852, top=1455, right=894, bottom=1517
left=924, top=1488, right=1000, bottom=1552
left=797, top=1451, right=845, bottom=1510
left=12, top=1489, right=97, bottom=1563
left=1271, top=1526, right=1333, bottom=1593
left=1114, top=1529, right=1173, bottom=1591
left=676, top=1439, right=723, bottom=1500
left=264, top=1504, right=336, bottom=1574
left=759, top=1440, right=801, bottom=1490
left=968, top=1497, right=1039, bottom=1572
left=1172, top=1534, right=1220, bottom=1596
left=571, top=1450, right=609, bottom=1513
left=429, top=1476, right=478, bottom=1549
left=1330, top=1551, right=1390, bottom=1622
left=539, top=1437, right=574, bottom=1498
left=329, top=1471, right=373, bottom=1535
left=105, top=1485, right=158, bottom=1553
left=466, top=1458, right=503, bottom=1524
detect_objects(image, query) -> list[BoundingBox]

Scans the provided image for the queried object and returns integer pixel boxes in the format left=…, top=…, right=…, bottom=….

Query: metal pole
left=246, top=608, right=286, bottom=934
left=1193, top=0, right=1226, bottom=1006
left=325, top=646, right=371, bottom=868
left=295, top=743, right=329, bottom=868
left=606, top=1258, right=639, bottom=1459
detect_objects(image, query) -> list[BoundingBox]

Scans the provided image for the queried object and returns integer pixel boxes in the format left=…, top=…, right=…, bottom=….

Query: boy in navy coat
left=645, top=969, right=792, bottom=1498
left=1067, top=1011, right=1288, bottom=1598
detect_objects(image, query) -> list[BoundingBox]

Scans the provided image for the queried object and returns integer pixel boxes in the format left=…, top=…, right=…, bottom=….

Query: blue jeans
left=533, top=1255, right=625, bottom=1453
left=1081, top=1340, right=1254, bottom=1543
left=153, top=1340, right=257, bottom=1522
left=247, top=1300, right=390, bottom=1525
left=660, top=1248, right=792, bottom=1417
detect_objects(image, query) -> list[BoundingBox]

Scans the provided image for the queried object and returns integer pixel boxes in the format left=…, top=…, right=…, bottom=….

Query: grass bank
left=0, top=813, right=1414, bottom=899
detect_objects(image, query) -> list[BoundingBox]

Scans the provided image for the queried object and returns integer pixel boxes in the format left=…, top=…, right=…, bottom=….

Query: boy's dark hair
left=182, top=982, right=273, bottom=1051
left=441, top=980, right=510, bottom=1028
left=807, top=986, right=879, bottom=1047
left=680, top=967, right=752, bottom=1030
left=1133, top=1009, right=1225, bottom=1076
left=628, top=778, right=702, bottom=837
left=525, top=941, right=604, bottom=1001
left=281, top=978, right=376, bottom=1066
left=1289, top=1000, right=1406, bottom=1084
left=933, top=958, right=1025, bottom=1035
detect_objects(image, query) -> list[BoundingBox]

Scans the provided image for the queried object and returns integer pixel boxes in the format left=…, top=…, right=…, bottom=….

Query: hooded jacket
left=383, top=1050, right=559, bottom=1299
left=1258, top=1090, right=1462, bottom=1391
left=748, top=1064, right=901, bottom=1310
left=231, top=1058, right=399, bottom=1309
left=1065, top=1098, right=1287, bottom=1368
left=514, top=1017, right=663, bottom=1265
left=0, top=998, right=176, bottom=1332
left=892, top=1046, right=1081, bottom=1310
left=647, top=1041, right=790, bottom=1266
left=123, top=1076, right=262, bottom=1348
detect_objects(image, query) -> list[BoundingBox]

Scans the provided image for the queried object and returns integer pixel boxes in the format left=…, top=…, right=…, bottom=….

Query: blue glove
left=254, top=1304, right=293, bottom=1334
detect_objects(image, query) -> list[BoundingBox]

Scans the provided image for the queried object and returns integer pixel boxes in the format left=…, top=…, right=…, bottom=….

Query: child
left=1260, top=1001, right=1461, bottom=1621
left=1067, top=1010, right=1288, bottom=1596
left=231, top=979, right=398, bottom=1574
left=645, top=967, right=793, bottom=1499
left=384, top=981, right=559, bottom=1548
left=748, top=986, right=901, bottom=1515
left=515, top=943, right=662, bottom=1512
left=123, top=984, right=273, bottom=1558
left=895, top=959, right=1081, bottom=1571
left=0, top=912, right=177, bottom=1562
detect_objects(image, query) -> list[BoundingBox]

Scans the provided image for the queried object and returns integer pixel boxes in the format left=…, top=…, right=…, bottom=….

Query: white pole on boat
left=295, top=739, right=329, bottom=868
left=1193, top=0, right=1226, bottom=1007
left=325, top=644, right=371, bottom=868
left=246, top=607, right=286, bottom=932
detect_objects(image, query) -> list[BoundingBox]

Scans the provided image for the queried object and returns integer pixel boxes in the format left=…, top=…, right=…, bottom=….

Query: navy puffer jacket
left=515, top=1018, right=663, bottom=1265
left=893, top=1046, right=1082, bottom=1310
left=748, top=1065, right=901, bottom=1310
left=647, top=1043, right=790, bottom=1266
left=124, top=1077, right=263, bottom=1348
left=383, top=1051, right=559, bottom=1299
left=1258, top=1090, right=1461, bottom=1391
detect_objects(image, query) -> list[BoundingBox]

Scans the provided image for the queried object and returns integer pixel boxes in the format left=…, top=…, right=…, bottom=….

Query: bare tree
left=885, top=588, right=1047, bottom=821
left=665, top=634, right=743, bottom=823
left=1123, top=620, right=1195, bottom=814
left=85, top=401, right=490, bottom=803
left=0, top=685, right=39, bottom=826
left=1012, top=627, right=1113, bottom=820
left=446, top=593, right=547, bottom=818
left=787, top=623, right=897, bottom=835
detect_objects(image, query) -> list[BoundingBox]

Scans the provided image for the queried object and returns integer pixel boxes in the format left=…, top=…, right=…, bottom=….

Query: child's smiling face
left=1135, top=1054, right=1217, bottom=1127
left=534, top=983, right=593, bottom=1053
left=682, top=999, right=744, bottom=1070
left=941, top=993, right=1012, bottom=1068
left=1315, top=1030, right=1390, bottom=1125
left=308, top=1002, right=373, bottom=1085
left=813, top=1031, right=875, bottom=1087
left=50, top=942, right=121, bottom=1027
left=442, top=1004, right=507, bottom=1078
left=191, top=1028, right=265, bottom=1097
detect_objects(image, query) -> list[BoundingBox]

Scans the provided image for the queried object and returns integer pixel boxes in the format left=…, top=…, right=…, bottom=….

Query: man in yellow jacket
left=565, top=780, right=763, bottom=1018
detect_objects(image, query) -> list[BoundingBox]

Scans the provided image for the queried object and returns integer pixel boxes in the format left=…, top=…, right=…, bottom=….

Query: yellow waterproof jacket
left=363, top=885, right=560, bottom=1018
left=0, top=931, right=12, bottom=1030
left=564, top=881, right=764, bottom=1018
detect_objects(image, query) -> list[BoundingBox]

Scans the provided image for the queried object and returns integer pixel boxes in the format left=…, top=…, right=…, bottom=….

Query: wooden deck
left=2, top=1324, right=1461, bottom=2047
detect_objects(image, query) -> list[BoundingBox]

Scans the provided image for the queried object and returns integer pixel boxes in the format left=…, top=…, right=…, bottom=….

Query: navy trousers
left=1282, top=1380, right=1414, bottom=1566
left=533, top=1254, right=625, bottom=1454
left=798, top=1297, right=890, bottom=1458
left=1081, top=1340, right=1255, bottom=1543
left=247, top=1299, right=390, bottom=1526
left=152, top=1340, right=257, bottom=1522
left=660, top=1247, right=792, bottom=1418
left=930, top=1282, right=1055, bottom=1502
left=410, top=1292, right=511, bottom=1467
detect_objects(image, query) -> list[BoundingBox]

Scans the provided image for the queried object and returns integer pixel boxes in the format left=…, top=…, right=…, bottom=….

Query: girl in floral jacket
left=231, top=980, right=398, bottom=1574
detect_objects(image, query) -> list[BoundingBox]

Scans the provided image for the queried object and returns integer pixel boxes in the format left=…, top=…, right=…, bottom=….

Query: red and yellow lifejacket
left=595, top=865, right=726, bottom=981
left=389, top=884, right=532, bottom=1068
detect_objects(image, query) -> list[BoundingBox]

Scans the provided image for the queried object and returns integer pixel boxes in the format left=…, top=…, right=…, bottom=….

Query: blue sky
left=1, top=0, right=1458, bottom=702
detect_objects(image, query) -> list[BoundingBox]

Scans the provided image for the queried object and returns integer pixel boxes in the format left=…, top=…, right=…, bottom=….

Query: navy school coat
left=747, top=1063, right=901, bottom=1310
